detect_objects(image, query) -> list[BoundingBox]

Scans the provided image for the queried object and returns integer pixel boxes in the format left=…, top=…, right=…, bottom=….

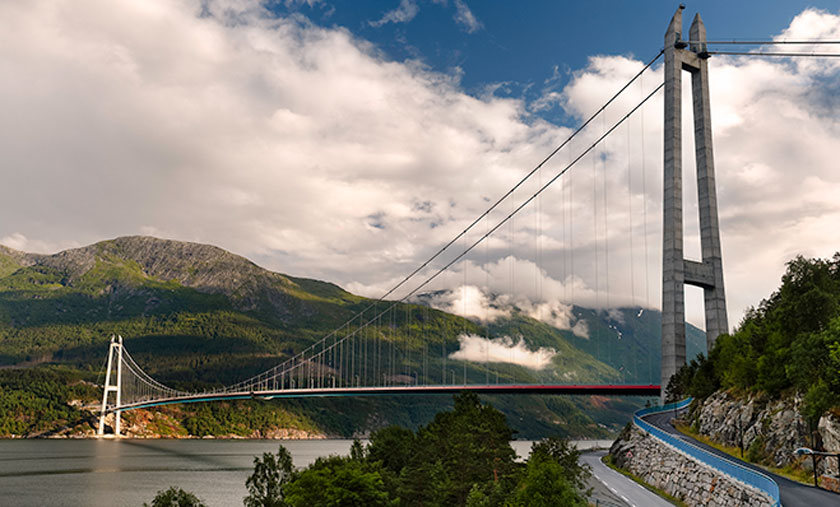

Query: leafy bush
left=506, top=458, right=586, bottom=507
left=244, top=446, right=295, bottom=507
left=529, top=436, right=591, bottom=489
left=145, top=487, right=205, bottom=507
left=284, top=456, right=389, bottom=507
left=746, top=436, right=767, bottom=463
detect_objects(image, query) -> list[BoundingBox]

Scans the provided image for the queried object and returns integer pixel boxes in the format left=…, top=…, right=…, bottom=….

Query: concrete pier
left=661, top=7, right=729, bottom=398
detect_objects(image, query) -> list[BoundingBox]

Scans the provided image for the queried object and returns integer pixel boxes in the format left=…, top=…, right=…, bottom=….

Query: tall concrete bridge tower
left=661, top=6, right=729, bottom=397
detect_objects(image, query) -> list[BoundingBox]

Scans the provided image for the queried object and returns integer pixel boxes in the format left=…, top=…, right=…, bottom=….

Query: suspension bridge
left=97, top=7, right=839, bottom=437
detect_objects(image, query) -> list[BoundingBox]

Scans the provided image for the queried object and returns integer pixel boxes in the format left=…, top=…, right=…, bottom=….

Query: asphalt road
left=644, top=411, right=840, bottom=507
left=581, top=450, right=674, bottom=507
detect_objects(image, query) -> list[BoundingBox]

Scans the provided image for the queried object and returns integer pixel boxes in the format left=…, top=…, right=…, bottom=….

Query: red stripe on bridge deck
left=115, top=384, right=661, bottom=412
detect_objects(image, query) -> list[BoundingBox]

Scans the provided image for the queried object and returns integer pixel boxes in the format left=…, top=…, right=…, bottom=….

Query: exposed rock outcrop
left=691, top=390, right=808, bottom=468
left=691, top=390, right=840, bottom=477
left=818, top=413, right=840, bottom=476
left=0, top=244, right=35, bottom=267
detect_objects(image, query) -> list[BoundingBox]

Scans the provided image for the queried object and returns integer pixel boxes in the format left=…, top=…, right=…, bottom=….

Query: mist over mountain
left=416, top=287, right=706, bottom=385
left=0, top=236, right=703, bottom=437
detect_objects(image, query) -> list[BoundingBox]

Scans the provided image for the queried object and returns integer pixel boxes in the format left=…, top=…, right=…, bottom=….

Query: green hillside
left=0, top=236, right=672, bottom=438
left=672, top=254, right=840, bottom=420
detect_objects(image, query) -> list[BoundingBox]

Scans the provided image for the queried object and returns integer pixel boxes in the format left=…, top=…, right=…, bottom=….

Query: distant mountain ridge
left=0, top=236, right=354, bottom=317
left=0, top=235, right=700, bottom=437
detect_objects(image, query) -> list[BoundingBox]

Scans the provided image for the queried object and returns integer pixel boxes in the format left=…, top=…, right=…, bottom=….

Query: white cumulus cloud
left=449, top=333, right=556, bottom=369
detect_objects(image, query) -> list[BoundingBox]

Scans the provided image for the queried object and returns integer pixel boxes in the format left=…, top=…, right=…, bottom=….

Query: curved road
left=581, top=450, right=673, bottom=507
left=644, top=411, right=840, bottom=507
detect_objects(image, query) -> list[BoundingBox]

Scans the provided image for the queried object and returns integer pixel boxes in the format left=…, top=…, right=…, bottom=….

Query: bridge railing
left=633, top=398, right=781, bottom=507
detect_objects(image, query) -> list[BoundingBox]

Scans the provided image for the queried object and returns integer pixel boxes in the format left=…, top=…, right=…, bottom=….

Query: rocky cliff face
left=0, top=245, right=32, bottom=266
left=819, top=413, right=840, bottom=476
left=22, top=236, right=278, bottom=288
left=690, top=390, right=840, bottom=475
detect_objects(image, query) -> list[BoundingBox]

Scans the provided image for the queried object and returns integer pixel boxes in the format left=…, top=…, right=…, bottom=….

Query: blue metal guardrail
left=634, top=398, right=781, bottom=506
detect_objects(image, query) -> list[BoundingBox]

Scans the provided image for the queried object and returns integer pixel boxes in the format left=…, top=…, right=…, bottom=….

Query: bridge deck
left=114, top=384, right=661, bottom=412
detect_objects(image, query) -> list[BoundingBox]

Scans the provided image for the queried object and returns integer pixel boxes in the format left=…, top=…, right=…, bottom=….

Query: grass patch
left=0, top=252, right=21, bottom=279
left=674, top=423, right=814, bottom=485
left=601, top=454, right=687, bottom=506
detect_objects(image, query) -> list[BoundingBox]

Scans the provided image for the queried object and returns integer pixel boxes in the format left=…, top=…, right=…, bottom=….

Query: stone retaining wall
left=610, top=426, right=775, bottom=507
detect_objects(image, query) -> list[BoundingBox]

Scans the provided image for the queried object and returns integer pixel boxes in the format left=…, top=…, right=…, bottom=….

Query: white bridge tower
left=97, top=335, right=123, bottom=438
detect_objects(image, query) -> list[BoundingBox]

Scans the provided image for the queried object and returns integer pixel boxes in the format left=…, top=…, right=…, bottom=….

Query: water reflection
left=0, top=439, right=611, bottom=506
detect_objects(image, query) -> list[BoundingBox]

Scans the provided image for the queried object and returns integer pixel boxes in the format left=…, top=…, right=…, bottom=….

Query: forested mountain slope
left=0, top=236, right=693, bottom=438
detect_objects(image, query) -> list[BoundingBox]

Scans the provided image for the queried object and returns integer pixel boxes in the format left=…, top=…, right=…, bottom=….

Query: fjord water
left=0, top=439, right=611, bottom=506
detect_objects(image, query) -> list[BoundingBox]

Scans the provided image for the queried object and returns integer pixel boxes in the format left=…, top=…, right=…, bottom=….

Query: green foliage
left=349, top=439, right=366, bottom=461
left=0, top=251, right=21, bottom=278
left=464, top=481, right=507, bottom=507
left=666, top=353, right=720, bottom=402
left=400, top=391, right=518, bottom=505
left=0, top=237, right=647, bottom=439
left=505, top=458, right=586, bottom=507
left=145, top=487, right=206, bottom=507
left=284, top=456, right=390, bottom=507
left=246, top=394, right=591, bottom=507
left=677, top=254, right=840, bottom=421
left=801, top=379, right=835, bottom=430
left=180, top=401, right=316, bottom=437
left=715, top=332, right=757, bottom=389
left=0, top=367, right=98, bottom=436
left=746, top=435, right=767, bottom=463
left=367, top=425, right=415, bottom=474
left=244, top=446, right=295, bottom=507
left=528, top=437, right=591, bottom=491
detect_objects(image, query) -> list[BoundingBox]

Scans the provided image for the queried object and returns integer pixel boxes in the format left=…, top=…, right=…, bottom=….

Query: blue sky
left=1, top=0, right=839, bottom=333
left=272, top=1, right=840, bottom=124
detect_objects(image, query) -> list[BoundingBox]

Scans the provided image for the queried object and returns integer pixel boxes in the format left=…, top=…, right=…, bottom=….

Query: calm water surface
left=0, top=439, right=612, bottom=506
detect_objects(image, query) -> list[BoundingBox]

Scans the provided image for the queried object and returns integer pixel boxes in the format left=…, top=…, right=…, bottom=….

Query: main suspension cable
left=689, top=39, right=840, bottom=45
left=203, top=52, right=668, bottom=392
left=707, top=51, right=840, bottom=57
left=227, top=50, right=667, bottom=386
left=358, top=83, right=667, bottom=347
left=225, top=81, right=666, bottom=390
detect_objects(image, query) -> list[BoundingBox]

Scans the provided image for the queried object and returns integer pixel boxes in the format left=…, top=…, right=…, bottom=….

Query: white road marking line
left=590, top=468, right=629, bottom=504
left=588, top=456, right=672, bottom=507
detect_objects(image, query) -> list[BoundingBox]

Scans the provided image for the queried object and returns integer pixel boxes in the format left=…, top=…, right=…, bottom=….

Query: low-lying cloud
left=520, top=300, right=589, bottom=338
left=418, top=283, right=591, bottom=338
left=419, top=284, right=511, bottom=323
left=449, top=333, right=556, bottom=370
